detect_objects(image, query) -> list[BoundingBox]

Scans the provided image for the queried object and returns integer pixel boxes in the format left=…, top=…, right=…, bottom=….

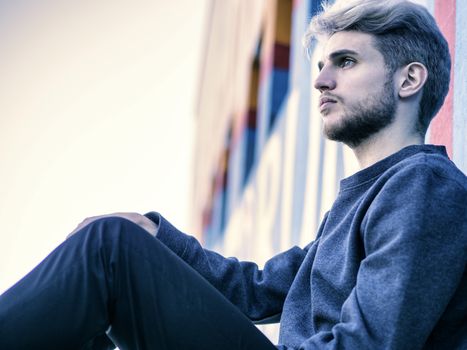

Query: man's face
left=314, top=31, right=397, bottom=148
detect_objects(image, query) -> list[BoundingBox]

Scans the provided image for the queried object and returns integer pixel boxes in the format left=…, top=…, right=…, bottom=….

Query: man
left=0, top=0, right=465, bottom=349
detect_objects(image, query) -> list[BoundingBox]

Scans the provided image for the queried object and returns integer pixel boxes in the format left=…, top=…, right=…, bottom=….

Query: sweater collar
left=339, top=144, right=448, bottom=191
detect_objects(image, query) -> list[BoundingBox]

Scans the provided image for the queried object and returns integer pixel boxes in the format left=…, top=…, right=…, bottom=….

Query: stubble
left=323, top=77, right=397, bottom=148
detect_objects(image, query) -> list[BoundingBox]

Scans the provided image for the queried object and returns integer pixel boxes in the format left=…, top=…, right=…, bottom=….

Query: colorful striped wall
left=195, top=0, right=466, bottom=262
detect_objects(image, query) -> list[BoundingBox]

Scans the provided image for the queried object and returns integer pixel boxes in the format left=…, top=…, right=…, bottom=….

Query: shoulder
left=363, top=150, right=466, bottom=227
left=380, top=150, right=466, bottom=197
left=362, top=151, right=466, bottom=250
left=404, top=150, right=466, bottom=186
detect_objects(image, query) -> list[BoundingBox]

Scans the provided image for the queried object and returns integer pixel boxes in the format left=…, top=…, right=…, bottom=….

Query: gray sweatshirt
left=153, top=145, right=467, bottom=349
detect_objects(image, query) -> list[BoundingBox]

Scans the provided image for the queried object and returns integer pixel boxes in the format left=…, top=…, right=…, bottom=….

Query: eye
left=339, top=57, right=355, bottom=69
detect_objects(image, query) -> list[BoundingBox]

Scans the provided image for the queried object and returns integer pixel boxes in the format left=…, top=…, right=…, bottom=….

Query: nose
left=314, top=66, right=336, bottom=92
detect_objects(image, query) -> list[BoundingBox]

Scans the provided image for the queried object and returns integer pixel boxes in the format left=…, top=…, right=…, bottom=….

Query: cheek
left=343, top=77, right=385, bottom=105
left=341, top=70, right=384, bottom=92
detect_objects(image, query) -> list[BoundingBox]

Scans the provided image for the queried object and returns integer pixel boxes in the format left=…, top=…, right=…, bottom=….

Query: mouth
left=319, top=95, right=337, bottom=112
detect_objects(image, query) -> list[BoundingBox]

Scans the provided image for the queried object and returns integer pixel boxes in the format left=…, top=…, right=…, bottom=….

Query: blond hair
left=304, top=0, right=451, bottom=134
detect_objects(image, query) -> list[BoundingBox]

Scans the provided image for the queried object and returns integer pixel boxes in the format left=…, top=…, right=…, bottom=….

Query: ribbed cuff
left=144, top=211, right=189, bottom=258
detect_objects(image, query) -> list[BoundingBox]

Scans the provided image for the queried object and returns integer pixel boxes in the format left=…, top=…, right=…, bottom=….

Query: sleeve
left=145, top=211, right=311, bottom=323
left=300, top=164, right=466, bottom=349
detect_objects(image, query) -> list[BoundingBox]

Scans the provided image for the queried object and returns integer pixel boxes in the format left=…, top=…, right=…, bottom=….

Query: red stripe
left=293, top=0, right=301, bottom=10
left=247, top=110, right=257, bottom=129
left=273, top=42, right=290, bottom=69
left=431, top=0, right=456, bottom=158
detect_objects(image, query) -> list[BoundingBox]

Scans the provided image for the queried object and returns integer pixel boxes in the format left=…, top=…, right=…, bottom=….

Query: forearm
left=146, top=212, right=308, bottom=322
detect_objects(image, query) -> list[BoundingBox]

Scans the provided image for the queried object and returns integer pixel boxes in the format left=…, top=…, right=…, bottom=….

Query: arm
left=300, top=164, right=466, bottom=349
left=146, top=212, right=311, bottom=323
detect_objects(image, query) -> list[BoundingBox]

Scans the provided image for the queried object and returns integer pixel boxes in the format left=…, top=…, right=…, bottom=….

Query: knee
left=68, top=213, right=157, bottom=240
left=85, top=216, right=146, bottom=238
left=67, top=217, right=138, bottom=249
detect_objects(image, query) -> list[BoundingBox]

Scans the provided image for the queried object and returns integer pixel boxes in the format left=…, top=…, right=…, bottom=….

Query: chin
left=321, top=107, right=345, bottom=121
left=323, top=121, right=361, bottom=147
left=322, top=116, right=344, bottom=133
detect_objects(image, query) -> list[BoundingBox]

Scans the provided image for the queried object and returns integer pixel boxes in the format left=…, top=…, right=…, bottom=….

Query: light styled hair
left=304, top=0, right=451, bottom=134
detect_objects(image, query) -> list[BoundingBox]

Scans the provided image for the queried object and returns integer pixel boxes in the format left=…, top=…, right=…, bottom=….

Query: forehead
left=319, top=30, right=383, bottom=62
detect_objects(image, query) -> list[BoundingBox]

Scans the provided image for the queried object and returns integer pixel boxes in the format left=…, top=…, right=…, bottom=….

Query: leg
left=0, top=217, right=276, bottom=350
left=81, top=333, right=115, bottom=350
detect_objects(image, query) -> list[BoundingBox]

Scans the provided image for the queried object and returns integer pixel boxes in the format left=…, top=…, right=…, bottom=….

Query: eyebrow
left=317, top=49, right=360, bottom=70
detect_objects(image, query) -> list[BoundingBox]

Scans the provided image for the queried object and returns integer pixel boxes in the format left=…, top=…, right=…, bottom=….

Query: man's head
left=314, top=31, right=398, bottom=147
left=304, top=0, right=451, bottom=138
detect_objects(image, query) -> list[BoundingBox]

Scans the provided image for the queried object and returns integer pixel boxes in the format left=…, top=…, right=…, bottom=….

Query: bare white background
left=0, top=0, right=207, bottom=293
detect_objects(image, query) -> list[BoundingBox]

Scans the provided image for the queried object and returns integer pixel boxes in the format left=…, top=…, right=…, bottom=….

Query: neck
left=351, top=124, right=424, bottom=169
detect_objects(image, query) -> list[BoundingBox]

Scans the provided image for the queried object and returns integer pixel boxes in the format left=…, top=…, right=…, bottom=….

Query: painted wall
left=196, top=0, right=465, bottom=251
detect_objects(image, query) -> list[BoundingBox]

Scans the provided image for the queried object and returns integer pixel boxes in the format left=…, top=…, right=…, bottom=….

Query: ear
left=398, top=62, right=428, bottom=98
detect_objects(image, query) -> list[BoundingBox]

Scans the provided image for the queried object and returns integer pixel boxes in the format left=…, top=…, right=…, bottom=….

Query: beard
left=323, top=77, right=397, bottom=148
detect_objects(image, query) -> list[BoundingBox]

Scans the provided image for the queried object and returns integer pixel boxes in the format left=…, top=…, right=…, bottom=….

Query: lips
left=319, top=95, right=337, bottom=106
left=319, top=95, right=337, bottom=112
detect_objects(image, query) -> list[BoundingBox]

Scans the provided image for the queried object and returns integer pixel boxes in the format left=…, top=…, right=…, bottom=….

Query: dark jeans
left=0, top=216, right=277, bottom=350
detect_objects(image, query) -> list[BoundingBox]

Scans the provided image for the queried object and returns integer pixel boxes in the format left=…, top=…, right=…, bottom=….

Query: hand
left=68, top=212, right=158, bottom=238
